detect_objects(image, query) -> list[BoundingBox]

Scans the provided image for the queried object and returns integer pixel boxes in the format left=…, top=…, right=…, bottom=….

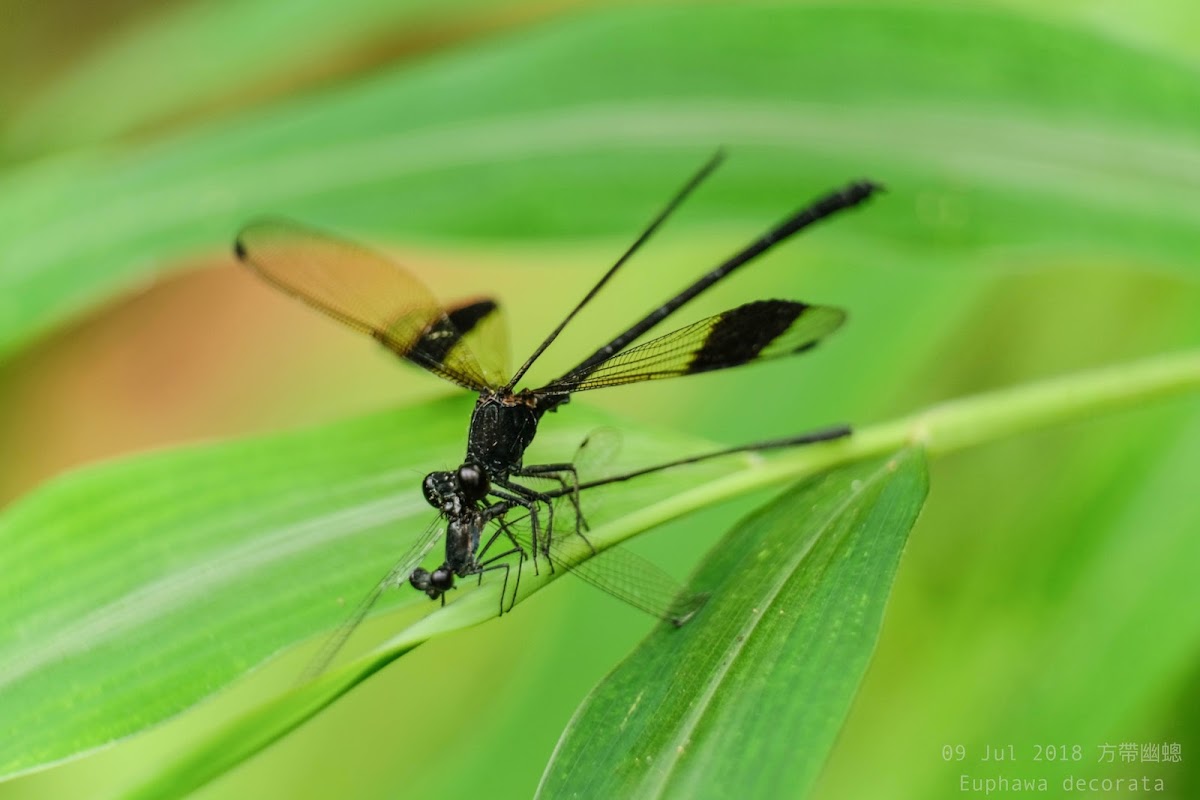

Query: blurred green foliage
left=1, top=1, right=1198, bottom=798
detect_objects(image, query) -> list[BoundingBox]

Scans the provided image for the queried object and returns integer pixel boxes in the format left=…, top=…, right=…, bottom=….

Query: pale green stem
left=570, top=348, right=1200, bottom=566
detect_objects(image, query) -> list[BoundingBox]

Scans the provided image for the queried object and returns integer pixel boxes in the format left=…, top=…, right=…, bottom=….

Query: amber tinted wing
left=537, top=299, right=844, bottom=393
left=236, top=219, right=505, bottom=390
left=446, top=298, right=509, bottom=385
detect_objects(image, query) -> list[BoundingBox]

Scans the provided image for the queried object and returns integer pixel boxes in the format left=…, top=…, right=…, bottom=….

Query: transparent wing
left=299, top=516, right=443, bottom=682
left=499, top=429, right=707, bottom=625
left=236, top=219, right=506, bottom=389
left=553, top=543, right=708, bottom=626
left=539, top=300, right=844, bottom=393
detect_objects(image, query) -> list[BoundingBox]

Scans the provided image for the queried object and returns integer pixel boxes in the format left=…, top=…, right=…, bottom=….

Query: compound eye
left=421, top=475, right=440, bottom=508
left=431, top=567, right=454, bottom=591
left=456, top=463, right=489, bottom=501
left=409, top=568, right=431, bottom=592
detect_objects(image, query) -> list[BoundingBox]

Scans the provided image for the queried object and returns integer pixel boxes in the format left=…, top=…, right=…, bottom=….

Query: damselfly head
left=409, top=566, right=455, bottom=600
left=455, top=463, right=489, bottom=502
left=422, top=465, right=490, bottom=512
left=409, top=567, right=432, bottom=595
left=421, top=471, right=458, bottom=512
left=431, top=566, right=454, bottom=592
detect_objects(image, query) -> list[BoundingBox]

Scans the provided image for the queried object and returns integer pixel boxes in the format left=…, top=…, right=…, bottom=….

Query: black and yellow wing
left=235, top=219, right=507, bottom=390
left=537, top=299, right=844, bottom=394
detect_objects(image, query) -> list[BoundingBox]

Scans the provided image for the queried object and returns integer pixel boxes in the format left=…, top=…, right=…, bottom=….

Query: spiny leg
left=495, top=473, right=595, bottom=566
left=515, top=463, right=589, bottom=540
left=487, top=486, right=547, bottom=575
left=468, top=560, right=515, bottom=616
left=511, top=471, right=597, bottom=558
left=475, top=517, right=529, bottom=614
left=492, top=478, right=563, bottom=572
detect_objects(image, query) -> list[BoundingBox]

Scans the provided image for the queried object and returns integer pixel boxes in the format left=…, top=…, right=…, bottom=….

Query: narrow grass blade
left=538, top=449, right=929, bottom=799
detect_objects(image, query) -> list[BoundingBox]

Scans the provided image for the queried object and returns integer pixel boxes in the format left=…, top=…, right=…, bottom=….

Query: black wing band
left=539, top=300, right=844, bottom=393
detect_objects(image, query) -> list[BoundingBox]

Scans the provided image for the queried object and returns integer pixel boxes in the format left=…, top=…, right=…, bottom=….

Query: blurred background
left=1, top=0, right=1199, bottom=798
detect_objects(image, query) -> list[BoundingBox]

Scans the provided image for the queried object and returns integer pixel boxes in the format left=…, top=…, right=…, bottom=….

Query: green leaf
left=129, top=450, right=926, bottom=800
left=0, top=397, right=437, bottom=778
left=0, top=392, right=855, bottom=782
left=4, top=348, right=1198, bottom=786
left=536, top=449, right=928, bottom=799
left=5, top=4, right=1200, bottom=358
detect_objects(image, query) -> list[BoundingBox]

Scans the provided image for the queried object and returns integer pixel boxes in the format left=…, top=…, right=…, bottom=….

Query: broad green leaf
left=3, top=349, right=1197, bottom=790
left=0, top=397, right=701, bottom=778
left=5, top=4, right=1200, bottom=359
left=538, top=449, right=928, bottom=799
left=0, top=396, right=439, bottom=778
left=123, top=450, right=927, bottom=800
left=0, top=393, right=861, bottom=782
